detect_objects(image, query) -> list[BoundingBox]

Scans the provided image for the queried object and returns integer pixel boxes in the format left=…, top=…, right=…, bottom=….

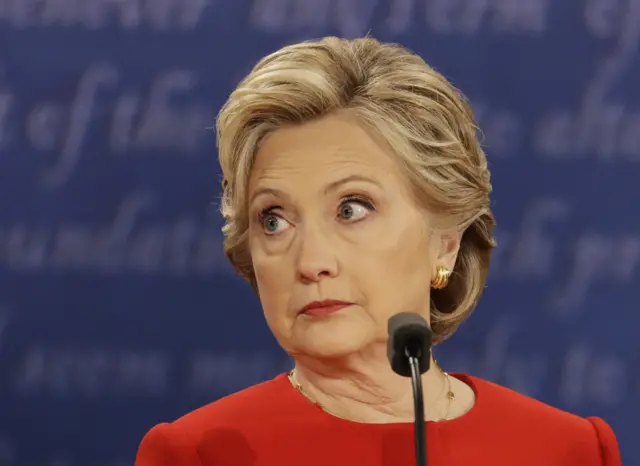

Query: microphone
left=387, top=312, right=433, bottom=466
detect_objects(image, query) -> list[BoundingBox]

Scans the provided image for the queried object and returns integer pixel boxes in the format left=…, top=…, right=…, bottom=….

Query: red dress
left=135, top=373, right=621, bottom=466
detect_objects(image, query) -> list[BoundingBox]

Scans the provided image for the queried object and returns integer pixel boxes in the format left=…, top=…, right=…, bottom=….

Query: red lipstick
left=299, top=300, right=352, bottom=317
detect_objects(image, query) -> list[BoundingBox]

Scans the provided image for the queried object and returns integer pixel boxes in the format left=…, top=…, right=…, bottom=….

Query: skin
left=247, top=113, right=475, bottom=423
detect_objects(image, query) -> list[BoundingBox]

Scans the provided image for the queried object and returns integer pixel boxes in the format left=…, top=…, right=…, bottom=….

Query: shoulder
left=135, top=374, right=294, bottom=466
left=172, top=373, right=294, bottom=431
left=462, top=374, right=621, bottom=465
left=467, top=374, right=603, bottom=431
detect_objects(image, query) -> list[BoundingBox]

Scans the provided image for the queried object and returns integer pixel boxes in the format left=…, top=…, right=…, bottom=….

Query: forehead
left=249, top=115, right=404, bottom=188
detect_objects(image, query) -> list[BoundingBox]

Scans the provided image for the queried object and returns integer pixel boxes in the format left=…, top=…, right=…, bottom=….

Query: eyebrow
left=249, top=174, right=382, bottom=205
left=323, top=174, right=382, bottom=194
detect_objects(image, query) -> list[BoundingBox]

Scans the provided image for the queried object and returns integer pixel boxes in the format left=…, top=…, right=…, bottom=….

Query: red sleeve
left=135, top=422, right=202, bottom=466
left=588, top=417, right=622, bottom=466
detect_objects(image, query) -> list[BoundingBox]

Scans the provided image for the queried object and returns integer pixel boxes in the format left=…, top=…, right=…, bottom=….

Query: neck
left=292, top=347, right=450, bottom=423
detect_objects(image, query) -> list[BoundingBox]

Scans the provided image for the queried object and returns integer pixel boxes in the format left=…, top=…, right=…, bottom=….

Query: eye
left=338, top=196, right=375, bottom=222
left=258, top=208, right=291, bottom=235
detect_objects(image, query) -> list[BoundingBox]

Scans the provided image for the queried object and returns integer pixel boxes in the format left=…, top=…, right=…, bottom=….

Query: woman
left=135, top=37, right=620, bottom=465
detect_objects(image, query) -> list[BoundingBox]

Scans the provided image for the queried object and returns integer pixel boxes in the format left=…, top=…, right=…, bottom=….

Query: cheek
left=353, top=222, right=433, bottom=305
left=252, top=250, right=293, bottom=315
left=353, top=217, right=432, bottom=274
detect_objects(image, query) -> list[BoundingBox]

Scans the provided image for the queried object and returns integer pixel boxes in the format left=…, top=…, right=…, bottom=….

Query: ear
left=433, top=229, right=461, bottom=272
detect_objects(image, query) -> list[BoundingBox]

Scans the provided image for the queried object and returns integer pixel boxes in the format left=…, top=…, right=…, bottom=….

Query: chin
left=290, top=315, right=375, bottom=358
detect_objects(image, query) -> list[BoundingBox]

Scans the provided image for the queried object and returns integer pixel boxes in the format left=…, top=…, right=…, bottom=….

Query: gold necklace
left=287, top=365, right=455, bottom=422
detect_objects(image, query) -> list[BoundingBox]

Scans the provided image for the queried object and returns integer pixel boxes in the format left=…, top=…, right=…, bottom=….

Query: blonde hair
left=216, top=37, right=496, bottom=344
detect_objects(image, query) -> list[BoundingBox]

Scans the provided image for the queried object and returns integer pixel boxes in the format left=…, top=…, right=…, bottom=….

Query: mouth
left=299, top=300, right=353, bottom=317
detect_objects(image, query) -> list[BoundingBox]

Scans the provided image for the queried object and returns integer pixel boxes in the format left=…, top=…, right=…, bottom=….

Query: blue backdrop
left=0, top=1, right=638, bottom=465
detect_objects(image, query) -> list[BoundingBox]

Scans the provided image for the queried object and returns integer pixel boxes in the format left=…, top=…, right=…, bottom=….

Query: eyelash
left=257, top=206, right=281, bottom=223
left=341, top=195, right=375, bottom=213
left=257, top=195, right=375, bottom=225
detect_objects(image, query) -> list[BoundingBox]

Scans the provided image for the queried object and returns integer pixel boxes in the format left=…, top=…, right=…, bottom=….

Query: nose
left=295, top=227, right=339, bottom=283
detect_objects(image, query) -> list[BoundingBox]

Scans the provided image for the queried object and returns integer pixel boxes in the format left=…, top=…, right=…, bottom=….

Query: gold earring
left=431, top=265, right=451, bottom=289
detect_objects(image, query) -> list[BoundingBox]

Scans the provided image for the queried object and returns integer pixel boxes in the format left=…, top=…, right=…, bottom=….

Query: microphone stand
left=407, top=352, right=427, bottom=466
left=387, top=312, right=432, bottom=466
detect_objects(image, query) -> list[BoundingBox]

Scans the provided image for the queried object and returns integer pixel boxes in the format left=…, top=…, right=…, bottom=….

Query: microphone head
left=387, top=312, right=433, bottom=377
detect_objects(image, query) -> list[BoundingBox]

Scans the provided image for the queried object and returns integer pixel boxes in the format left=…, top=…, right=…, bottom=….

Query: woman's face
left=247, top=114, right=458, bottom=359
